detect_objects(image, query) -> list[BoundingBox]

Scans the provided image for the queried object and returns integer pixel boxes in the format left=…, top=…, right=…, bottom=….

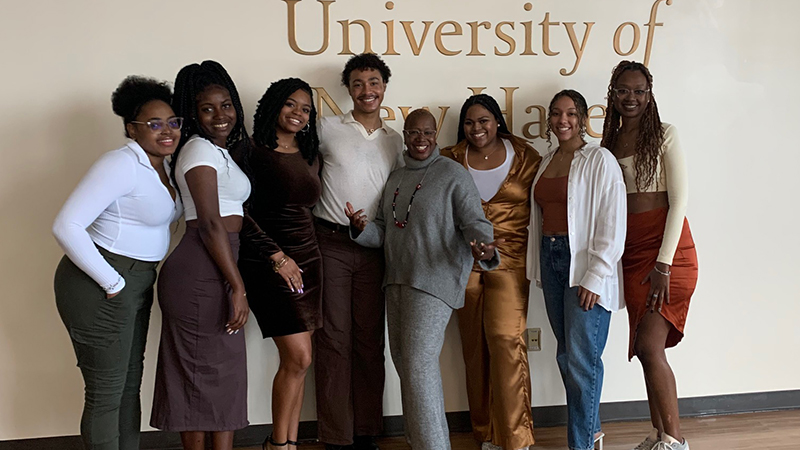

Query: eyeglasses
left=403, top=129, right=436, bottom=138
left=612, top=88, right=650, bottom=98
left=130, top=117, right=184, bottom=132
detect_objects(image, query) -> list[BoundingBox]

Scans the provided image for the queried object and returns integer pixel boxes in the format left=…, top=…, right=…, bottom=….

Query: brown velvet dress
left=238, top=147, right=323, bottom=338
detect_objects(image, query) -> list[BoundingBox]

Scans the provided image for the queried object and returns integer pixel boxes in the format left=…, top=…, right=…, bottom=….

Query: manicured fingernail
left=300, top=269, right=304, bottom=273
left=234, top=330, right=239, bottom=334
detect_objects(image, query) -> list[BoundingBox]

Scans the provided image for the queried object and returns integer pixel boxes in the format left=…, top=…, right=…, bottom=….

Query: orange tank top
left=534, top=175, right=569, bottom=234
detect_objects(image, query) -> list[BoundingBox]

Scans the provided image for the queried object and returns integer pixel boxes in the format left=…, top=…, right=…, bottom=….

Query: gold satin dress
left=442, top=134, right=541, bottom=450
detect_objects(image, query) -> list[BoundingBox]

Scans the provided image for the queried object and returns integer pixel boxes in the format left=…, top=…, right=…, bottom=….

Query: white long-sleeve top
left=618, top=123, right=687, bottom=264
left=52, top=140, right=182, bottom=293
left=527, top=142, right=628, bottom=312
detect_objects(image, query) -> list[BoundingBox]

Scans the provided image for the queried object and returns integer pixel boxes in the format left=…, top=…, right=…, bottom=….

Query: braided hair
left=169, top=60, right=249, bottom=194
left=545, top=89, right=589, bottom=149
left=600, top=60, right=665, bottom=191
left=110, top=75, right=172, bottom=138
left=251, top=78, right=319, bottom=166
left=456, top=94, right=511, bottom=143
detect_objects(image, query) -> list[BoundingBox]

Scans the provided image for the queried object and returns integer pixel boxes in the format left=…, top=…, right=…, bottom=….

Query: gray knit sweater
left=353, top=148, right=499, bottom=308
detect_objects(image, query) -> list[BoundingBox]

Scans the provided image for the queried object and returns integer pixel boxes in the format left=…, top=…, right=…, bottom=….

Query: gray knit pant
left=386, top=284, right=454, bottom=450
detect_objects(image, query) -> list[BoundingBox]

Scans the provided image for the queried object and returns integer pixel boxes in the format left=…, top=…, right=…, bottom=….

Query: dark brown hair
left=600, top=60, right=665, bottom=191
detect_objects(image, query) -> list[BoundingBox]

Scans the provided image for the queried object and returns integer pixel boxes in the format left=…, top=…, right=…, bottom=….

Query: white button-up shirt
left=527, top=142, right=627, bottom=312
left=53, top=140, right=182, bottom=293
left=314, top=111, right=404, bottom=225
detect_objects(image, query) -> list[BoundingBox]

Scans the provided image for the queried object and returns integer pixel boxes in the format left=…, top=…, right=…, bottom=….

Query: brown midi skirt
left=150, top=227, right=248, bottom=431
left=622, top=208, right=698, bottom=361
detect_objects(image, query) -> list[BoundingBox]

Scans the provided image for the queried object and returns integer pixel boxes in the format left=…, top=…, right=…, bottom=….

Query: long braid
left=601, top=60, right=665, bottom=191
left=169, top=60, right=250, bottom=199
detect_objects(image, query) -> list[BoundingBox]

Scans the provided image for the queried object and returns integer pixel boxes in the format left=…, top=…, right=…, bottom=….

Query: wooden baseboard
left=2, top=390, right=798, bottom=450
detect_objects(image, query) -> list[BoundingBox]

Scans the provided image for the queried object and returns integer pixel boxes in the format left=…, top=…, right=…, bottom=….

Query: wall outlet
left=526, top=328, right=541, bottom=351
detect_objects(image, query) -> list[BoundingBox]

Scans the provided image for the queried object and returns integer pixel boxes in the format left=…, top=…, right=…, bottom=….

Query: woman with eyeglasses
left=345, top=109, right=501, bottom=450
left=441, top=94, right=541, bottom=450
left=150, top=60, right=251, bottom=450
left=528, top=89, right=627, bottom=450
left=52, top=75, right=182, bottom=450
left=233, top=78, right=322, bottom=450
left=602, top=61, right=697, bottom=450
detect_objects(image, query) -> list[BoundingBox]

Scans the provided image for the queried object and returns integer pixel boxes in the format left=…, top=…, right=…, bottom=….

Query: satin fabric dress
left=238, top=147, right=323, bottom=338
left=441, top=134, right=541, bottom=450
left=623, top=208, right=698, bottom=360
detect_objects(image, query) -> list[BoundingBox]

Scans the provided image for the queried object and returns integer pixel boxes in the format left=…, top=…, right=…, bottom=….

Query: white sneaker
left=653, top=433, right=689, bottom=450
left=632, top=428, right=659, bottom=450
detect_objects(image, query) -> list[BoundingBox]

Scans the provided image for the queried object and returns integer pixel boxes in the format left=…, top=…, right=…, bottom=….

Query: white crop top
left=53, top=140, right=182, bottom=294
left=617, top=123, right=688, bottom=265
left=467, top=138, right=514, bottom=201
left=175, top=136, right=251, bottom=220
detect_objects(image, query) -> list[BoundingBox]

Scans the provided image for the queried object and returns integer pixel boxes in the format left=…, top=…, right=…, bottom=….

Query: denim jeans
left=540, top=236, right=611, bottom=450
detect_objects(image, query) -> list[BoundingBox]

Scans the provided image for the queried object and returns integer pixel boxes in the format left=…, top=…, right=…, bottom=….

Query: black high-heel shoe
left=263, top=434, right=288, bottom=450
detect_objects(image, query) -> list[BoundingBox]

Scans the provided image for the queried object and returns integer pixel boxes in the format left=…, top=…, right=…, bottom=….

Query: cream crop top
left=618, top=123, right=687, bottom=265
left=175, top=135, right=251, bottom=220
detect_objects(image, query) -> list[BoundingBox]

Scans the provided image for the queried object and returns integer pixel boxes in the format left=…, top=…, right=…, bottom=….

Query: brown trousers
left=314, top=224, right=386, bottom=445
left=459, top=268, right=535, bottom=450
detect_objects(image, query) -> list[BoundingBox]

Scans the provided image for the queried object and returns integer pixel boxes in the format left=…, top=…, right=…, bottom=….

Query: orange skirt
left=622, top=208, right=698, bottom=361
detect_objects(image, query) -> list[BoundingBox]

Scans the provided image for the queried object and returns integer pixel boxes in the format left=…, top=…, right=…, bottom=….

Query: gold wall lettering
left=285, top=0, right=673, bottom=76
left=313, top=86, right=607, bottom=143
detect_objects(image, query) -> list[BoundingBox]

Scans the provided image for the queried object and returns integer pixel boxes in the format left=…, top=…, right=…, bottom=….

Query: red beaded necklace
left=391, top=164, right=433, bottom=229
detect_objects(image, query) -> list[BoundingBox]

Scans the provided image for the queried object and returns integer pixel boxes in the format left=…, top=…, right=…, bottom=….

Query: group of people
left=52, top=53, right=698, bottom=450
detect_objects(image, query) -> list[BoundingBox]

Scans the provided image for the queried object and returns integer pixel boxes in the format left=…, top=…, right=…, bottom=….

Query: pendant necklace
left=474, top=141, right=502, bottom=160
left=392, top=163, right=433, bottom=229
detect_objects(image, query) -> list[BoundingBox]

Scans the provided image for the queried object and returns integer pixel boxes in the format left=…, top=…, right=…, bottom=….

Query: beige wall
left=1, top=0, right=799, bottom=440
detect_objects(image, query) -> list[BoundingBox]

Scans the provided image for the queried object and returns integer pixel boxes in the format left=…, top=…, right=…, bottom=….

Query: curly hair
left=545, top=89, right=589, bottom=149
left=169, top=60, right=249, bottom=197
left=600, top=60, right=665, bottom=191
left=456, top=94, right=511, bottom=143
left=341, top=53, right=392, bottom=86
left=110, top=76, right=172, bottom=138
left=251, top=78, right=320, bottom=166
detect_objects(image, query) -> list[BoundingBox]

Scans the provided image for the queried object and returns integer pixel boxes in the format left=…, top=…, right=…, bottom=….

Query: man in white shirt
left=313, top=53, right=403, bottom=450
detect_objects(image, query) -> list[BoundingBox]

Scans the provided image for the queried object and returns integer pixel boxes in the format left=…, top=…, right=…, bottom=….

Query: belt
left=315, top=217, right=350, bottom=233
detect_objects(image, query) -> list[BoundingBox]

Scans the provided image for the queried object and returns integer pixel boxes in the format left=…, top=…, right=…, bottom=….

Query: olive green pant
left=54, top=248, right=158, bottom=450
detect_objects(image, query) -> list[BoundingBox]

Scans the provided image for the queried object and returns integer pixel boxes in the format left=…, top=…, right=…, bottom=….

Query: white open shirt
left=527, top=142, right=627, bottom=312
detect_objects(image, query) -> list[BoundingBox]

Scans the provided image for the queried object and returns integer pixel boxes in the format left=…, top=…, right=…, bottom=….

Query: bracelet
left=272, top=256, right=288, bottom=273
left=654, top=265, right=671, bottom=276
left=104, top=275, right=124, bottom=293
